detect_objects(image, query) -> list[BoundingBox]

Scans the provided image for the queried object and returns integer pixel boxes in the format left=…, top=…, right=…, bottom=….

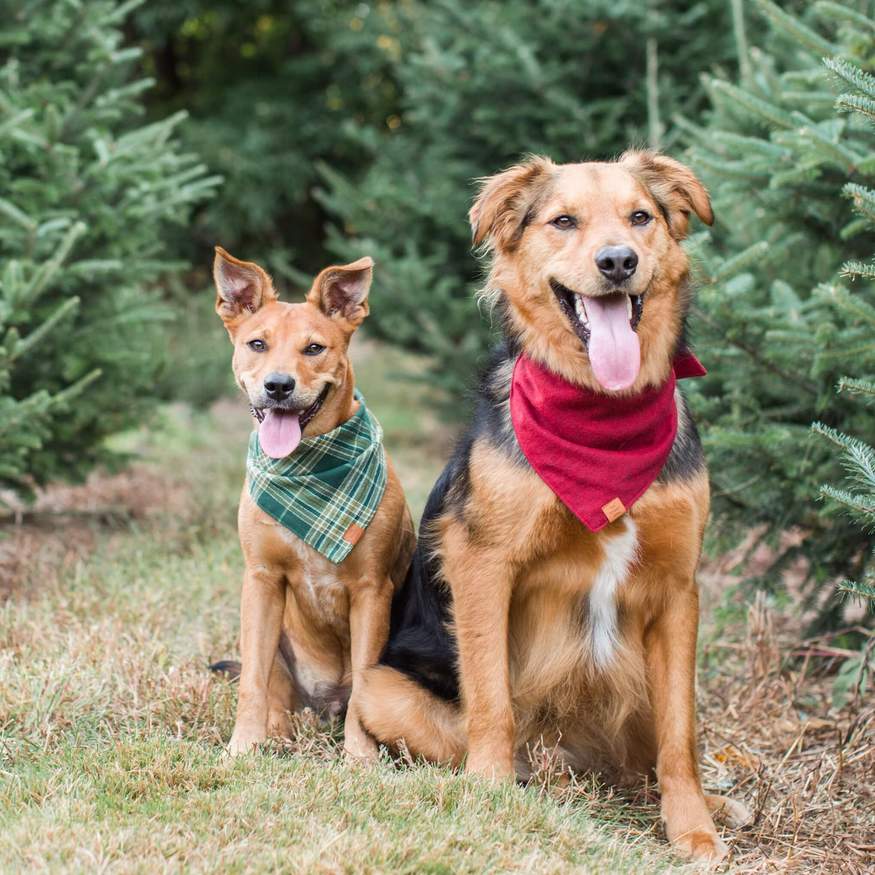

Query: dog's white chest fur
left=276, top=526, right=349, bottom=619
left=589, top=519, right=638, bottom=668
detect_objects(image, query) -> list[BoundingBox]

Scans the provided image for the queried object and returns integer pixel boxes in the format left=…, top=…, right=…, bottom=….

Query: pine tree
left=812, top=51, right=875, bottom=612
left=680, top=0, right=875, bottom=624
left=0, top=0, right=217, bottom=500
left=131, top=0, right=402, bottom=276
left=317, top=0, right=739, bottom=397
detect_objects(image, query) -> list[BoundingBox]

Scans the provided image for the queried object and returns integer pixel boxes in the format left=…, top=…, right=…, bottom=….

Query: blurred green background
left=1, top=0, right=873, bottom=628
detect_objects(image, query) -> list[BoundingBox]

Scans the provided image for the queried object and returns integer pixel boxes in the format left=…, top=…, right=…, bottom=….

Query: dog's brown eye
left=631, top=210, right=652, bottom=226
left=304, top=343, right=326, bottom=356
left=550, top=215, right=576, bottom=230
left=247, top=339, right=266, bottom=352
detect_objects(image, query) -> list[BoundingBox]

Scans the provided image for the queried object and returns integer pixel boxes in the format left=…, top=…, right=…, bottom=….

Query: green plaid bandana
left=246, top=393, right=388, bottom=564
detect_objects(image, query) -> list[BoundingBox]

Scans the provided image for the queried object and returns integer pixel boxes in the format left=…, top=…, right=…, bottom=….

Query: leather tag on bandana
left=343, top=523, right=365, bottom=545
left=601, top=497, right=626, bottom=523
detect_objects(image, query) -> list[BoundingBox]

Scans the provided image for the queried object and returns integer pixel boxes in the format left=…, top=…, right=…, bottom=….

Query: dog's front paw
left=226, top=726, right=266, bottom=757
left=670, top=828, right=728, bottom=864
left=663, top=794, right=729, bottom=864
left=705, top=793, right=753, bottom=829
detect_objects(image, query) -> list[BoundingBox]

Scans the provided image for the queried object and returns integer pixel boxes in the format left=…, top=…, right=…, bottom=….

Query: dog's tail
left=209, top=659, right=241, bottom=680
left=358, top=664, right=466, bottom=766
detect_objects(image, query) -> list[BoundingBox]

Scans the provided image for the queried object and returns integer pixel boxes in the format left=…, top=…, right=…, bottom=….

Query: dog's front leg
left=227, top=566, right=286, bottom=756
left=644, top=585, right=726, bottom=862
left=445, top=536, right=515, bottom=780
left=344, top=577, right=393, bottom=761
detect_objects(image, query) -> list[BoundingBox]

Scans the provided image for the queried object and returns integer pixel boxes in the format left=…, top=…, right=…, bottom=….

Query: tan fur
left=359, top=155, right=747, bottom=862
left=213, top=247, right=415, bottom=760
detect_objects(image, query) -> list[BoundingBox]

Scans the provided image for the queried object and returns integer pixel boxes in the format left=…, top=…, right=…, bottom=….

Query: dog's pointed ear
left=620, top=150, right=713, bottom=240
left=469, top=156, right=554, bottom=251
left=213, top=246, right=277, bottom=326
left=307, top=256, right=373, bottom=329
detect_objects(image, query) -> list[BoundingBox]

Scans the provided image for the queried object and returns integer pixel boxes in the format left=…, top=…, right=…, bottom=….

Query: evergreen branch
left=815, top=341, right=875, bottom=363
left=19, top=221, right=87, bottom=306
left=102, top=0, right=146, bottom=25
left=816, top=284, right=875, bottom=327
left=836, top=93, right=875, bottom=122
left=686, top=152, right=768, bottom=181
left=51, top=368, right=102, bottom=405
left=0, top=197, right=36, bottom=231
left=710, top=241, right=770, bottom=283
left=838, top=377, right=875, bottom=398
left=702, top=129, right=789, bottom=159
left=819, top=483, right=875, bottom=517
left=782, top=90, right=842, bottom=109
left=841, top=259, right=875, bottom=280
left=692, top=304, right=819, bottom=395
left=10, top=297, right=79, bottom=362
left=812, top=423, right=875, bottom=491
left=840, top=217, right=869, bottom=241
left=755, top=0, right=839, bottom=59
left=793, top=120, right=860, bottom=173
left=837, top=578, right=875, bottom=606
left=730, top=0, right=751, bottom=82
left=843, top=183, right=875, bottom=224
left=823, top=56, right=875, bottom=101
left=814, top=2, right=875, bottom=35
left=707, top=79, right=796, bottom=129
left=0, top=108, right=35, bottom=140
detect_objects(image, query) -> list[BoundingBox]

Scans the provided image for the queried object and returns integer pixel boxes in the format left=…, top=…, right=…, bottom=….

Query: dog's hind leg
left=266, top=645, right=296, bottom=739
left=358, top=665, right=466, bottom=766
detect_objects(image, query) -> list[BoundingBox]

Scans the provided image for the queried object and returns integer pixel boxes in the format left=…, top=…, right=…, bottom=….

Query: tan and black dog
left=212, top=247, right=415, bottom=759
left=357, top=152, right=751, bottom=861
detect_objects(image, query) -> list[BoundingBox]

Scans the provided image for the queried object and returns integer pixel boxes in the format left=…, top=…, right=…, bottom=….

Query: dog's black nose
left=264, top=372, right=295, bottom=400
left=595, top=246, right=638, bottom=284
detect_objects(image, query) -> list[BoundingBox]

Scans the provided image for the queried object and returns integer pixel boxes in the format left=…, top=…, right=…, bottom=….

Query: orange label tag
left=601, top=497, right=626, bottom=522
left=343, top=523, right=365, bottom=545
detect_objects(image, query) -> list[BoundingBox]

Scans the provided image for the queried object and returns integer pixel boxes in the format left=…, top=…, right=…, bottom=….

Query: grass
left=1, top=340, right=871, bottom=873
left=0, top=342, right=677, bottom=874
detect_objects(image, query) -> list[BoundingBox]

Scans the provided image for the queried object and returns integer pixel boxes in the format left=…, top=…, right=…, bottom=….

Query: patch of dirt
left=0, top=463, right=193, bottom=599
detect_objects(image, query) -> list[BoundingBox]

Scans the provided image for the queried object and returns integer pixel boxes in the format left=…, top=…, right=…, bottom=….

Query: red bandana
left=509, top=351, right=706, bottom=531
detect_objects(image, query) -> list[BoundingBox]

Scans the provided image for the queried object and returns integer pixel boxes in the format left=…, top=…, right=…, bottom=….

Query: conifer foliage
left=318, top=0, right=737, bottom=396
left=0, top=0, right=217, bottom=499
left=812, top=50, right=875, bottom=612
left=682, top=0, right=874, bottom=621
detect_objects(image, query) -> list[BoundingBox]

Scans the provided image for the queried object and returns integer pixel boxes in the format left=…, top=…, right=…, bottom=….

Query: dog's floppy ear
left=307, top=256, right=374, bottom=329
left=213, top=246, right=278, bottom=326
left=619, top=150, right=713, bottom=240
left=470, top=156, right=555, bottom=251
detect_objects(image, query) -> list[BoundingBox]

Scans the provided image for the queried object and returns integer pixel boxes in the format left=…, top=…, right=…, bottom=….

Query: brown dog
left=212, top=247, right=415, bottom=759
left=357, top=152, right=750, bottom=861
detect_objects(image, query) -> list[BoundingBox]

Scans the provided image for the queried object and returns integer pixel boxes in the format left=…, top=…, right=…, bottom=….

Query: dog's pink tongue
left=259, top=409, right=302, bottom=459
left=584, top=293, right=641, bottom=391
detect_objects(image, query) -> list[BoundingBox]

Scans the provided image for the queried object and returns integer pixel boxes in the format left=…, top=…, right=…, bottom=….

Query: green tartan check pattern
left=246, top=393, right=387, bottom=564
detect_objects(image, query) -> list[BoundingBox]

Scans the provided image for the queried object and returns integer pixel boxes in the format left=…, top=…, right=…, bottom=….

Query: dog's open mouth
left=251, top=384, right=330, bottom=459
left=550, top=279, right=644, bottom=392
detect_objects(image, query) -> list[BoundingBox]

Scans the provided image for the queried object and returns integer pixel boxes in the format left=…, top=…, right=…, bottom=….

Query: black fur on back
left=381, top=339, right=525, bottom=701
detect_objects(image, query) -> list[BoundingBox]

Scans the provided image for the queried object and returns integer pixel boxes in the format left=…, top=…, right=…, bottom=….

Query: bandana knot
left=246, top=392, right=387, bottom=563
